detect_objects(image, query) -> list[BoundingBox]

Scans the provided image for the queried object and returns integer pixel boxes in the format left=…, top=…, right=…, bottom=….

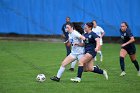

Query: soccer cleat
left=120, top=71, right=126, bottom=76
left=103, top=70, right=108, bottom=80
left=137, top=71, right=140, bottom=76
left=50, top=76, right=60, bottom=82
left=69, top=68, right=74, bottom=71
left=70, top=77, right=81, bottom=83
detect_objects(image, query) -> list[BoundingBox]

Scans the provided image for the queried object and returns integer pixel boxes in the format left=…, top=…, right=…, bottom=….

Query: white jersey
left=92, top=26, right=104, bottom=45
left=92, top=26, right=104, bottom=37
left=69, top=30, right=85, bottom=54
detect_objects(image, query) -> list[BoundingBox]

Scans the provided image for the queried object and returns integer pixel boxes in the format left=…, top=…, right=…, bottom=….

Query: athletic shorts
left=70, top=53, right=84, bottom=61
left=85, top=50, right=97, bottom=58
left=122, top=45, right=136, bottom=55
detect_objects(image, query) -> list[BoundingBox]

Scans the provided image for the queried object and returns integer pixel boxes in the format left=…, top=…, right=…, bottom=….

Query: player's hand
left=73, top=43, right=79, bottom=46
left=61, top=34, right=65, bottom=38
left=95, top=47, right=99, bottom=52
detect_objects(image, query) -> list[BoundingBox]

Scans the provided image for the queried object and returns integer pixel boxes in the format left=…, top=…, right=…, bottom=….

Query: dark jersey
left=84, top=31, right=99, bottom=52
left=120, top=28, right=136, bottom=55
left=62, top=22, right=70, bottom=40
left=120, top=28, right=134, bottom=47
left=120, top=28, right=133, bottom=43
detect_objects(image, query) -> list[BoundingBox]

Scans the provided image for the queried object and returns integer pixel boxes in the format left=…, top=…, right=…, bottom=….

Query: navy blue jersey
left=120, top=28, right=135, bottom=48
left=62, top=23, right=69, bottom=40
left=84, top=32, right=99, bottom=51
left=120, top=28, right=133, bottom=43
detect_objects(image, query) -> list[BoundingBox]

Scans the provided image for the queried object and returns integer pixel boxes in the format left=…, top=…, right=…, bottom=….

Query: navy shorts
left=122, top=45, right=136, bottom=55
left=85, top=50, right=97, bottom=58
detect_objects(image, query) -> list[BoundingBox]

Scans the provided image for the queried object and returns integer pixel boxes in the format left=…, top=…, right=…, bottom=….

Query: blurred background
left=0, top=0, right=140, bottom=42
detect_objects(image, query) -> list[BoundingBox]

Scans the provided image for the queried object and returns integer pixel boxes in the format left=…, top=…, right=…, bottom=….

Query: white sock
left=71, top=60, right=77, bottom=68
left=98, top=51, right=102, bottom=57
left=56, top=66, right=65, bottom=78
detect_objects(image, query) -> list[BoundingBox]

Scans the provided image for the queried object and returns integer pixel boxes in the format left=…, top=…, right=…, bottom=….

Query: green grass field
left=0, top=40, right=140, bottom=93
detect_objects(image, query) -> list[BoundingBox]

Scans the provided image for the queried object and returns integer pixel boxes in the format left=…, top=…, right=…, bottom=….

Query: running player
left=92, top=20, right=105, bottom=62
left=119, top=22, right=140, bottom=76
left=61, top=17, right=77, bottom=71
left=70, top=22, right=108, bottom=83
left=50, top=23, right=85, bottom=82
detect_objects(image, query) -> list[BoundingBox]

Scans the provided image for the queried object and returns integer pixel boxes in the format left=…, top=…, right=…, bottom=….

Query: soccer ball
left=36, top=74, right=46, bottom=82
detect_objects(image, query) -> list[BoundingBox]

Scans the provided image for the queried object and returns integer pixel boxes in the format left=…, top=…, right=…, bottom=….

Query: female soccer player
left=70, top=22, right=108, bottom=82
left=92, top=20, right=105, bottom=62
left=119, top=22, right=140, bottom=76
left=50, top=23, right=85, bottom=82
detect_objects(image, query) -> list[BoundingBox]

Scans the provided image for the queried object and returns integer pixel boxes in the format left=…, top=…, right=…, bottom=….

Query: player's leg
left=98, top=39, right=103, bottom=62
left=65, top=43, right=71, bottom=56
left=85, top=59, right=108, bottom=80
left=120, top=48, right=127, bottom=76
left=129, top=54, right=140, bottom=76
left=69, top=60, right=77, bottom=71
left=50, top=54, right=76, bottom=82
left=70, top=53, right=92, bottom=82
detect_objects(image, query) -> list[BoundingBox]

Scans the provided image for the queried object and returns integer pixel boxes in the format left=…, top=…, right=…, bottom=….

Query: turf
left=0, top=40, right=140, bottom=93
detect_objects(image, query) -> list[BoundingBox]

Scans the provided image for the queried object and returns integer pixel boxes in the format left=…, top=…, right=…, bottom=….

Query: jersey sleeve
left=127, top=28, right=133, bottom=37
left=92, top=32, right=100, bottom=39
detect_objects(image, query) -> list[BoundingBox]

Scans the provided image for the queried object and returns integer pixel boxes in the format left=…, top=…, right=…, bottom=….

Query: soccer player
left=119, top=22, right=140, bottom=76
left=70, top=22, right=108, bottom=83
left=92, top=20, right=105, bottom=62
left=50, top=23, right=85, bottom=82
left=61, top=17, right=77, bottom=71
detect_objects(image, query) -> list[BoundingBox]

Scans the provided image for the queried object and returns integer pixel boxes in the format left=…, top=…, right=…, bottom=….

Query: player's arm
left=95, top=37, right=101, bottom=52
left=121, top=29, right=135, bottom=47
left=100, top=27, right=105, bottom=38
left=74, top=41, right=85, bottom=47
left=121, top=36, right=135, bottom=47
left=101, top=32, right=105, bottom=38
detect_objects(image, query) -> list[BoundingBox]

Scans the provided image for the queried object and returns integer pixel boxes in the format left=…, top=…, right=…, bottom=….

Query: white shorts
left=100, top=39, right=103, bottom=45
left=70, top=53, right=84, bottom=61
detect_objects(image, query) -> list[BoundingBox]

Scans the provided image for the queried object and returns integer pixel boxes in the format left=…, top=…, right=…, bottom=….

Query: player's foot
left=100, top=56, right=103, bottom=62
left=50, top=76, right=60, bottom=82
left=69, top=68, right=74, bottom=71
left=120, top=71, right=126, bottom=76
left=70, top=77, right=81, bottom=83
left=93, top=65, right=100, bottom=69
left=137, top=71, right=140, bottom=76
left=103, top=70, right=108, bottom=80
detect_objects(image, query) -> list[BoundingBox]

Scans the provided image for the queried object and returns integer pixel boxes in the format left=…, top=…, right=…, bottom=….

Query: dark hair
left=66, top=17, right=70, bottom=19
left=86, top=22, right=93, bottom=29
left=72, top=22, right=84, bottom=34
left=92, top=20, right=97, bottom=23
left=122, top=22, right=129, bottom=28
left=66, top=22, right=74, bottom=28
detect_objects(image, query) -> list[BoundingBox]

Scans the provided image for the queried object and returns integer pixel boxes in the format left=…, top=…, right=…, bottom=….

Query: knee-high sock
left=120, top=57, right=125, bottom=71
left=92, top=66, right=103, bottom=74
left=71, top=60, right=77, bottom=68
left=132, top=60, right=140, bottom=71
left=57, top=66, right=65, bottom=78
left=77, top=66, right=83, bottom=78
left=98, top=51, right=102, bottom=57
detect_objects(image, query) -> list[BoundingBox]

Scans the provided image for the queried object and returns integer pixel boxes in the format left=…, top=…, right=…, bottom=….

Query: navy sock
left=120, top=57, right=125, bottom=71
left=77, top=66, right=83, bottom=78
left=132, top=60, right=140, bottom=71
left=92, top=67, right=103, bottom=74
